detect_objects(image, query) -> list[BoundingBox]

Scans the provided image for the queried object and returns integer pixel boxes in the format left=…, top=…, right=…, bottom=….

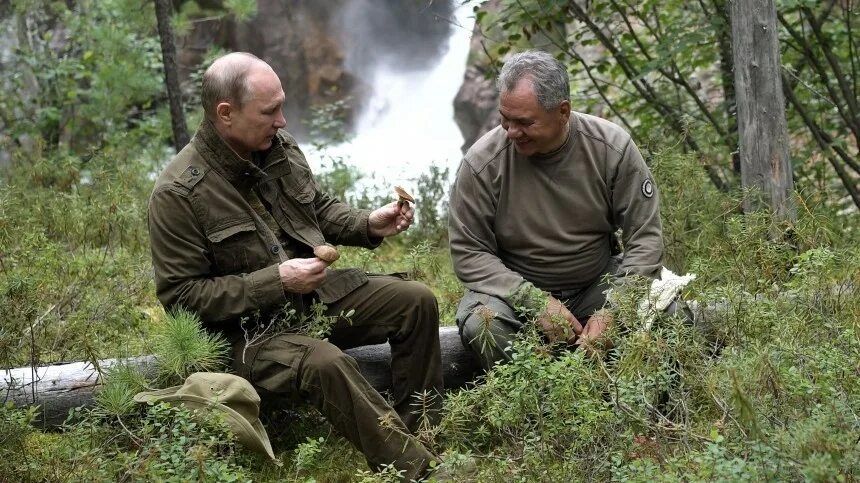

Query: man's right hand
left=278, top=258, right=328, bottom=293
left=536, top=295, right=583, bottom=344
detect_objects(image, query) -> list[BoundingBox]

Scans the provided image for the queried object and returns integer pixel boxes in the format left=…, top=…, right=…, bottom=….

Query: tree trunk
left=730, top=0, right=796, bottom=222
left=712, top=0, right=740, bottom=175
left=2, top=326, right=481, bottom=427
left=154, top=0, right=189, bottom=151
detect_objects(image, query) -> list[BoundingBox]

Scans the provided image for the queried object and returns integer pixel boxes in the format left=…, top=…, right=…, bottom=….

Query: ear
left=558, top=100, right=571, bottom=121
left=216, top=102, right=233, bottom=125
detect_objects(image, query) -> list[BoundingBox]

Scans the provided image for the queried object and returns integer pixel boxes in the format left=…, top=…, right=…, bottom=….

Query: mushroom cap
left=394, top=185, right=415, bottom=203
left=313, top=245, right=340, bottom=263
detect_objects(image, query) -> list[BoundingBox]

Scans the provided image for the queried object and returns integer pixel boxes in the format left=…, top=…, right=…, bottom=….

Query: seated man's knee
left=389, top=280, right=439, bottom=332
left=399, top=280, right=438, bottom=313
left=460, top=302, right=515, bottom=350
left=302, top=342, right=359, bottom=385
left=460, top=308, right=495, bottom=348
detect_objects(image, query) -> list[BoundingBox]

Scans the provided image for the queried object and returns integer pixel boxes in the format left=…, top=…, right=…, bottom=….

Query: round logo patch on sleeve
left=641, top=178, right=654, bottom=198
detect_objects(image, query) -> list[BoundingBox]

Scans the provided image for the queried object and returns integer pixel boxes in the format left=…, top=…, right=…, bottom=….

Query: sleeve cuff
left=359, top=211, right=384, bottom=249
left=505, top=281, right=548, bottom=317
left=248, top=264, right=287, bottom=310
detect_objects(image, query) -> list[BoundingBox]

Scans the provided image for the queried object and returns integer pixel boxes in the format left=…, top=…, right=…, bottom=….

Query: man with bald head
left=148, top=52, right=442, bottom=479
left=449, top=50, right=664, bottom=369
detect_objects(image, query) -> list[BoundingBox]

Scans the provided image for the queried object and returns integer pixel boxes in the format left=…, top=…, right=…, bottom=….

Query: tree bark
left=2, top=326, right=481, bottom=427
left=712, top=0, right=740, bottom=174
left=730, top=0, right=796, bottom=222
left=154, top=0, right=190, bottom=151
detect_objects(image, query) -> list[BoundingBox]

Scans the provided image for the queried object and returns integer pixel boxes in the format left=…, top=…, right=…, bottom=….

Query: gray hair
left=496, top=50, right=569, bottom=110
left=201, top=52, right=263, bottom=119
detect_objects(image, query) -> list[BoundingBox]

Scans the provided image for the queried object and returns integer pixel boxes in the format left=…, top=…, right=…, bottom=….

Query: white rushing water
left=303, top=1, right=478, bottom=194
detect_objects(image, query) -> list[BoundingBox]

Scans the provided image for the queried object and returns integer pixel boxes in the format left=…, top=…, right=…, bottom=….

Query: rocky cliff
left=452, top=2, right=502, bottom=153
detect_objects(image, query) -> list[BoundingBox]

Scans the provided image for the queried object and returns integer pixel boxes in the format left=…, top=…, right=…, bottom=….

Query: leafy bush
left=121, top=402, right=250, bottom=482
left=0, top=138, right=162, bottom=368
left=0, top=403, right=39, bottom=479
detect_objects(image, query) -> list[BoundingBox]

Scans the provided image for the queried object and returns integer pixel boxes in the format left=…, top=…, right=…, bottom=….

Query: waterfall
left=303, top=1, right=478, bottom=193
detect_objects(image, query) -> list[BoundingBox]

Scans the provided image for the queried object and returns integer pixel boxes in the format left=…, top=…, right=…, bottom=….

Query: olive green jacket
left=148, top=120, right=378, bottom=331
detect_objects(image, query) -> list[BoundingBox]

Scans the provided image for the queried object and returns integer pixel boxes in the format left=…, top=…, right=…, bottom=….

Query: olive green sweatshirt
left=448, top=112, right=664, bottom=307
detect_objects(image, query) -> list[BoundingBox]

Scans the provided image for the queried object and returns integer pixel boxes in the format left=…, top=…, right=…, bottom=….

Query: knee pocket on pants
left=250, top=335, right=316, bottom=395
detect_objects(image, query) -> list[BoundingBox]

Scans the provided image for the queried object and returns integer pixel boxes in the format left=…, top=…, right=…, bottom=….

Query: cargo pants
left=230, top=274, right=443, bottom=481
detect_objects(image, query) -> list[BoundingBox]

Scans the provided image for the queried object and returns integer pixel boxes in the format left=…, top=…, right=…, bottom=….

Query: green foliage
left=352, top=463, right=405, bottom=483
left=0, top=2, right=857, bottom=480
left=307, top=97, right=354, bottom=149
left=223, top=0, right=258, bottom=22
left=291, top=436, right=325, bottom=476
left=0, top=138, right=161, bottom=367
left=478, top=0, right=860, bottom=207
left=153, top=308, right=230, bottom=385
left=315, top=156, right=368, bottom=207
left=406, top=164, right=451, bottom=245
left=442, top=329, right=618, bottom=480
left=0, top=0, right=172, bottom=369
left=2, top=0, right=164, bottom=150
left=95, top=362, right=149, bottom=417
left=0, top=403, right=39, bottom=480
left=289, top=302, right=355, bottom=341
left=122, top=402, right=250, bottom=482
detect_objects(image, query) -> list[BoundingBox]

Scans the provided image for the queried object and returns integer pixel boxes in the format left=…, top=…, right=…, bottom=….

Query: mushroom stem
left=394, top=185, right=415, bottom=209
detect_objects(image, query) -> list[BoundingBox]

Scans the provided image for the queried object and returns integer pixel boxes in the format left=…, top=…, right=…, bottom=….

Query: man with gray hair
left=448, top=50, right=664, bottom=369
left=148, top=52, right=442, bottom=480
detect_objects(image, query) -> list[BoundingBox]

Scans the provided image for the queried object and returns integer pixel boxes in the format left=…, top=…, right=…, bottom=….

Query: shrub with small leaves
left=123, top=402, right=250, bottom=482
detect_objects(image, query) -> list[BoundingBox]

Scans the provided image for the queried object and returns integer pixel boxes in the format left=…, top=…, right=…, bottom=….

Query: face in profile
left=220, top=66, right=287, bottom=157
left=499, top=78, right=570, bottom=156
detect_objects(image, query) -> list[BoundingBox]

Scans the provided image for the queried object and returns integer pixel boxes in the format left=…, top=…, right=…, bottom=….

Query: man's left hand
left=368, top=201, right=414, bottom=238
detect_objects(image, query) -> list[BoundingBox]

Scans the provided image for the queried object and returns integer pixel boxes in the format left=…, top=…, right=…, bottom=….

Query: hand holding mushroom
left=367, top=186, right=415, bottom=238
left=395, top=185, right=414, bottom=208
left=313, top=244, right=340, bottom=265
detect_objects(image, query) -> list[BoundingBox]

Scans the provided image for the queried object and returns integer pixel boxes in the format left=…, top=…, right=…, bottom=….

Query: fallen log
left=2, top=326, right=481, bottom=427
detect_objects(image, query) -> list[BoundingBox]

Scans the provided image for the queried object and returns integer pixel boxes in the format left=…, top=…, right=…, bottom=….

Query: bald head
left=201, top=52, right=286, bottom=158
left=201, top=52, right=271, bottom=120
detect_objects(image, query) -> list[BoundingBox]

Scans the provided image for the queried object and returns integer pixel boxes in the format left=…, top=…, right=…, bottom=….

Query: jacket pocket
left=205, top=218, right=261, bottom=274
left=314, top=268, right=369, bottom=304
left=281, top=163, right=315, bottom=205
left=274, top=164, right=325, bottom=247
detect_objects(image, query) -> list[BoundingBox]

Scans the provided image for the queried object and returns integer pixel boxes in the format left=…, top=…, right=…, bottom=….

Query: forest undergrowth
left=1, top=1, right=859, bottom=480
left=1, top=131, right=858, bottom=481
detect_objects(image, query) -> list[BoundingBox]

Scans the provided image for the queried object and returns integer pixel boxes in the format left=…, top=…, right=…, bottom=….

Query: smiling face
left=499, top=78, right=571, bottom=156
left=216, top=65, right=286, bottom=159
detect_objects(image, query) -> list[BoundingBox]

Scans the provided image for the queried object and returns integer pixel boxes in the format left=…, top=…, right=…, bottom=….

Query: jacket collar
left=193, top=119, right=290, bottom=189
